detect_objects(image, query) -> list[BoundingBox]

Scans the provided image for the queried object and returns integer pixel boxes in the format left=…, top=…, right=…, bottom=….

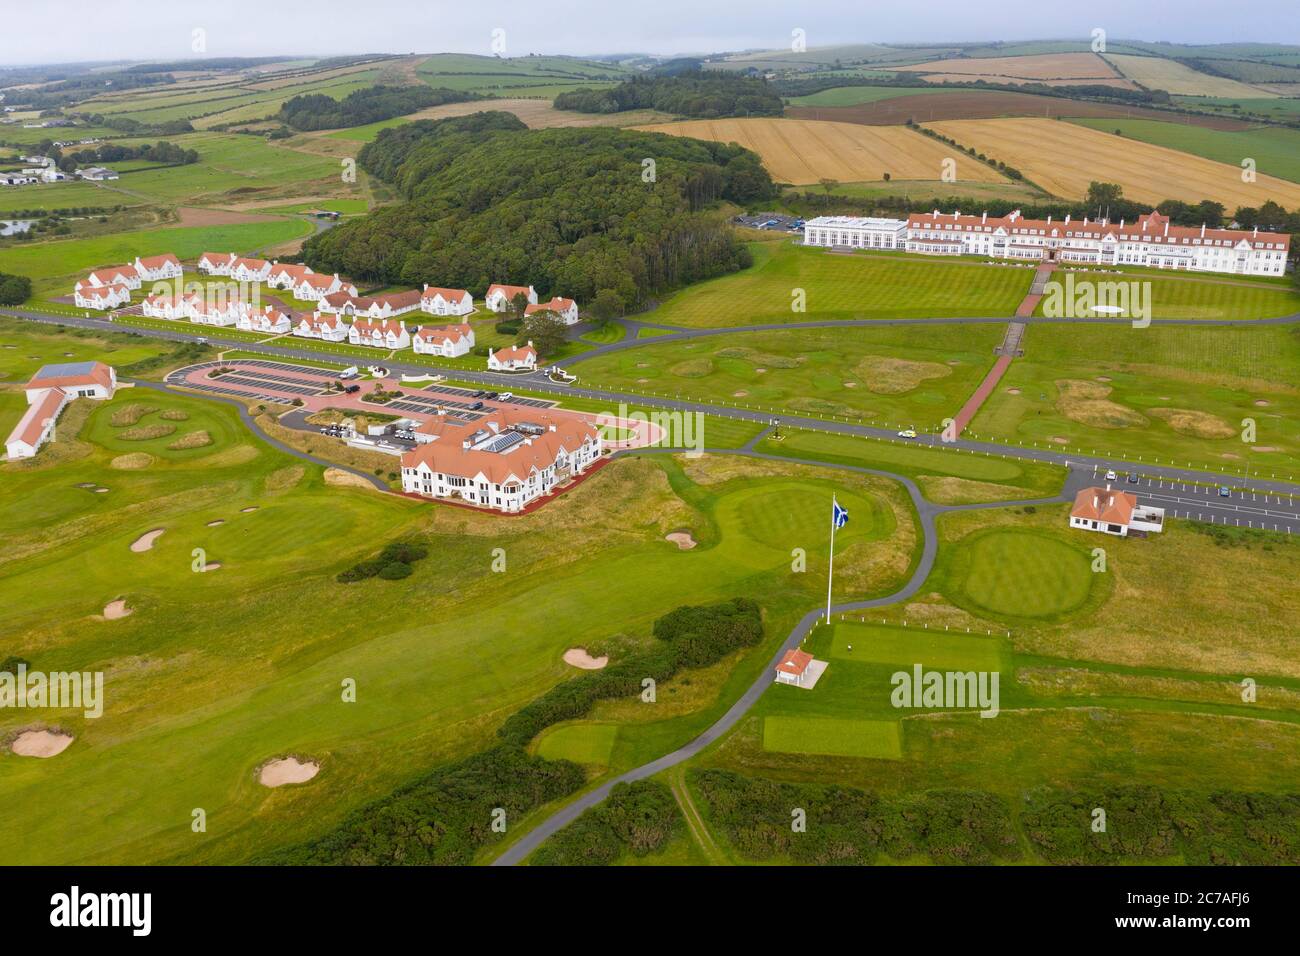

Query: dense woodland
left=277, top=84, right=476, bottom=131
left=301, top=111, right=775, bottom=311
left=553, top=69, right=784, bottom=117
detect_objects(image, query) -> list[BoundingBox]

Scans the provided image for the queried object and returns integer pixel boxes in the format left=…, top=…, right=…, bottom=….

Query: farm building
left=524, top=296, right=579, bottom=326
left=1069, top=485, right=1165, bottom=537
left=804, top=210, right=1291, bottom=277
left=420, top=285, right=474, bottom=316
left=7, top=362, right=117, bottom=460
left=77, top=166, right=119, bottom=181
left=400, top=407, right=602, bottom=512
left=485, top=283, right=538, bottom=313
left=412, top=323, right=474, bottom=358
left=487, top=343, right=537, bottom=372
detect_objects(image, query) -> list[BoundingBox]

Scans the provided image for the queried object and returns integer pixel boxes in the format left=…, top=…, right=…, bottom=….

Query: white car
left=498, top=392, right=513, bottom=401
left=897, top=429, right=917, bottom=439
left=1105, top=470, right=1117, bottom=481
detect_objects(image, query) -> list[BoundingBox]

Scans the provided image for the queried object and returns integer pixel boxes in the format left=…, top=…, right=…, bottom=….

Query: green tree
left=588, top=288, right=625, bottom=325
left=521, top=312, right=568, bottom=358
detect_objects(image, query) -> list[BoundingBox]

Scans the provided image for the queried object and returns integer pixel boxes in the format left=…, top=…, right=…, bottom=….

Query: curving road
left=489, top=448, right=1072, bottom=865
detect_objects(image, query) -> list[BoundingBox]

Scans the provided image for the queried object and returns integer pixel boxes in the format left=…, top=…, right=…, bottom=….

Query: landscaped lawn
left=970, top=323, right=1300, bottom=475
left=533, top=723, right=619, bottom=765
left=643, top=240, right=1033, bottom=328
left=938, top=527, right=1097, bottom=621
left=1033, top=268, right=1300, bottom=321
left=762, top=715, right=902, bottom=759
left=575, top=322, right=1005, bottom=427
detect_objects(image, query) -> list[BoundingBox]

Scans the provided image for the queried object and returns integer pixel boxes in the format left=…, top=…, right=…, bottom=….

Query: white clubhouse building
left=803, top=210, right=1291, bottom=277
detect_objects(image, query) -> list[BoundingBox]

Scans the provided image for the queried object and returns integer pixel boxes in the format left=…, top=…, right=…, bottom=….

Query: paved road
left=129, top=378, right=389, bottom=491
left=491, top=448, right=1071, bottom=865
left=8, top=306, right=1299, bottom=495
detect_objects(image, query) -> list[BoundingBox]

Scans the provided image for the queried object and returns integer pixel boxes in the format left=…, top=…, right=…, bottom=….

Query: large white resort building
left=803, top=210, right=1290, bottom=277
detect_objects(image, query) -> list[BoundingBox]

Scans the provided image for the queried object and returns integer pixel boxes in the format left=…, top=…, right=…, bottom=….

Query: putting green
left=944, top=529, right=1095, bottom=620
left=762, top=715, right=902, bottom=759
left=533, top=722, right=618, bottom=765
left=721, top=482, right=894, bottom=555
left=830, top=623, right=1006, bottom=671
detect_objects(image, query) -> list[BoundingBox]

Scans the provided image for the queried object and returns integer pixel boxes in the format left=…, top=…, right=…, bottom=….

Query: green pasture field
left=643, top=241, right=1033, bottom=329
left=575, top=322, right=1004, bottom=428
left=970, top=322, right=1300, bottom=475
left=785, top=85, right=976, bottom=107
left=1069, top=118, right=1300, bottom=184
left=0, top=181, right=146, bottom=215
left=1173, top=94, right=1300, bottom=120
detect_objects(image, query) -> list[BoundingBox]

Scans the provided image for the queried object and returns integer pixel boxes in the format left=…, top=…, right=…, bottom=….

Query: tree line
left=300, top=111, right=775, bottom=315
left=553, top=69, right=784, bottom=118
left=277, top=85, right=478, bottom=131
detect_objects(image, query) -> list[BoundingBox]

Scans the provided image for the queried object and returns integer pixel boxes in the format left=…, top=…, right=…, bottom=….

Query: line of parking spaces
left=232, top=360, right=341, bottom=383
left=1165, top=507, right=1298, bottom=533
left=216, top=374, right=323, bottom=396
left=1094, top=469, right=1298, bottom=506
left=424, top=384, right=554, bottom=409
left=173, top=380, right=288, bottom=403
left=216, top=367, right=335, bottom=390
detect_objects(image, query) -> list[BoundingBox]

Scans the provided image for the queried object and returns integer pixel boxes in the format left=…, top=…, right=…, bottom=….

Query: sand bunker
left=102, top=599, right=132, bottom=620
left=94, top=487, right=109, bottom=493
left=324, top=468, right=376, bottom=489
left=260, top=757, right=319, bottom=787
left=110, top=453, right=154, bottom=470
left=1250, top=446, right=1280, bottom=453
left=130, top=528, right=165, bottom=552
left=855, top=355, right=951, bottom=395
left=666, top=531, right=697, bottom=550
left=1254, top=400, right=1271, bottom=407
left=1055, top=379, right=1147, bottom=429
left=198, top=562, right=222, bottom=572
left=207, top=519, right=225, bottom=527
left=563, top=647, right=609, bottom=670
left=1149, top=408, right=1235, bottom=440
left=1006, top=387, right=1021, bottom=394
left=240, top=507, right=258, bottom=513
left=733, top=390, right=749, bottom=398
left=1050, top=436, right=1070, bottom=445
left=11, top=730, right=73, bottom=758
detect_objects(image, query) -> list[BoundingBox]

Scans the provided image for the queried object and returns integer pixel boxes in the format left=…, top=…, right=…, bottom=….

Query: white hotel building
left=803, top=210, right=1291, bottom=277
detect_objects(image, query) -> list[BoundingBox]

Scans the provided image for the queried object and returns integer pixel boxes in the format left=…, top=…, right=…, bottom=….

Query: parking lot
left=1080, top=465, right=1300, bottom=534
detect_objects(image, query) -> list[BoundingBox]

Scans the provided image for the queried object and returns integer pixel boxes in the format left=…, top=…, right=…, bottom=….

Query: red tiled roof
left=776, top=648, right=813, bottom=676
left=525, top=296, right=575, bottom=315
left=493, top=344, right=536, bottom=363
left=415, top=323, right=471, bottom=343
left=1071, top=486, right=1136, bottom=525
left=403, top=407, right=598, bottom=485
left=487, top=283, right=532, bottom=299
left=86, top=265, right=137, bottom=284
left=137, top=253, right=180, bottom=269
left=10, top=388, right=66, bottom=449
left=24, top=360, right=113, bottom=393
left=421, top=286, right=471, bottom=302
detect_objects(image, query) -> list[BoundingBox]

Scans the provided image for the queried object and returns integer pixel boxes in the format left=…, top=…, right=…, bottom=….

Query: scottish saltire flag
left=832, top=498, right=849, bottom=530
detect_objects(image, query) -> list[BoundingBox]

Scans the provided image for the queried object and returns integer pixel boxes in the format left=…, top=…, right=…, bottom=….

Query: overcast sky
left=2, top=0, right=1298, bottom=66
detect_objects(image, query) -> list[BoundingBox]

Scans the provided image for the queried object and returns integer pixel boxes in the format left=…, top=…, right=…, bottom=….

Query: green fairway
left=941, top=528, right=1097, bottom=621
left=829, top=622, right=1006, bottom=671
left=577, top=322, right=1004, bottom=428
left=1069, top=119, right=1300, bottom=184
left=643, top=241, right=1032, bottom=329
left=716, top=480, right=895, bottom=556
left=1033, top=268, right=1300, bottom=321
left=762, top=715, right=903, bottom=759
left=970, top=323, right=1300, bottom=474
left=533, top=723, right=619, bottom=765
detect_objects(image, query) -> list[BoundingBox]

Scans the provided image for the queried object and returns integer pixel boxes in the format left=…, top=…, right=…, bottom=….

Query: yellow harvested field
left=632, top=118, right=1010, bottom=186
left=1104, top=54, right=1276, bottom=98
left=922, top=117, right=1300, bottom=208
left=898, top=53, right=1127, bottom=83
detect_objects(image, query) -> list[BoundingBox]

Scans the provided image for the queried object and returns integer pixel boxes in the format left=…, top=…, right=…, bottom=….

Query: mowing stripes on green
left=950, top=530, right=1094, bottom=620
left=762, top=715, right=903, bottom=759
left=830, top=623, right=1006, bottom=671
left=533, top=722, right=618, bottom=765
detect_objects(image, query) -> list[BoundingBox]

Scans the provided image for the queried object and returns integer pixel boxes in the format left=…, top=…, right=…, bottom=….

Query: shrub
left=377, top=562, right=412, bottom=580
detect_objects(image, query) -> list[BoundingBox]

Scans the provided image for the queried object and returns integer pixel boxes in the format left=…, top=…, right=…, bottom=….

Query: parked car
left=499, top=392, right=513, bottom=401
left=1105, top=470, right=1117, bottom=481
left=470, top=401, right=484, bottom=410
left=1218, top=486, right=1232, bottom=498
left=897, top=429, right=917, bottom=439
left=1127, top=473, right=1140, bottom=484
left=345, top=384, right=361, bottom=394
left=485, top=391, right=499, bottom=399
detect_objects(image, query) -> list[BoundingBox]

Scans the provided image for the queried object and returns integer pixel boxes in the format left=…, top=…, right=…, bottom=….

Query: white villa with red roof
left=804, top=210, right=1291, bottom=277
left=292, top=272, right=355, bottom=302
left=230, top=257, right=273, bottom=283
left=292, top=311, right=349, bottom=342
left=400, top=406, right=601, bottom=512
left=348, top=317, right=410, bottom=349
left=412, top=323, right=474, bottom=357
left=83, top=264, right=141, bottom=290
left=197, top=252, right=236, bottom=275
left=484, top=283, right=537, bottom=313
left=487, top=342, right=537, bottom=371
left=237, top=305, right=292, bottom=334
left=420, top=285, right=474, bottom=317
left=338, top=289, right=422, bottom=320
left=6, top=361, right=116, bottom=460
left=132, top=254, right=182, bottom=281
left=524, top=296, right=579, bottom=326
left=73, top=279, right=130, bottom=310
left=1069, top=485, right=1165, bottom=537
left=141, top=290, right=199, bottom=319
left=267, top=262, right=313, bottom=289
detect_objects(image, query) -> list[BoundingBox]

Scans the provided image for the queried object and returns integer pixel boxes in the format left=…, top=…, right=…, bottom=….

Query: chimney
left=1120, top=218, right=1125, bottom=228
left=1064, top=214, right=1070, bottom=225
left=1201, top=224, right=1206, bottom=237
left=1163, top=220, right=1169, bottom=237
left=982, top=212, right=987, bottom=224
left=1253, top=226, right=1259, bottom=238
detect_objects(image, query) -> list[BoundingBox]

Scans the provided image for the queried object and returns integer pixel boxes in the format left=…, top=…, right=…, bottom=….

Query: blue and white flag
left=832, top=498, right=849, bottom=530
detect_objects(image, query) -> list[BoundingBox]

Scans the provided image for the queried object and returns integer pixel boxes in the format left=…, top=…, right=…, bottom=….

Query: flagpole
left=826, top=495, right=836, bottom=624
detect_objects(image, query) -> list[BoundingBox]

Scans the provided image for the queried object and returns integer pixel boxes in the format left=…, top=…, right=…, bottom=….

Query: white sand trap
left=103, top=599, right=132, bottom=620
left=260, top=757, right=319, bottom=787
left=843, top=382, right=857, bottom=388
left=1250, top=446, right=1279, bottom=453
left=1255, top=400, right=1271, bottom=407
left=563, top=647, right=609, bottom=670
left=207, top=519, right=225, bottom=527
left=11, top=730, right=73, bottom=758
left=1050, top=436, right=1069, bottom=445
left=240, top=507, right=258, bottom=513
left=130, top=528, right=165, bottom=552
left=1221, top=453, right=1241, bottom=460
left=94, top=488, right=109, bottom=494
left=733, top=390, right=749, bottom=398
left=666, top=531, right=697, bottom=550
left=755, top=368, right=767, bottom=374
left=1005, top=387, right=1021, bottom=394
left=198, top=562, right=222, bottom=572
left=1095, top=375, right=1112, bottom=381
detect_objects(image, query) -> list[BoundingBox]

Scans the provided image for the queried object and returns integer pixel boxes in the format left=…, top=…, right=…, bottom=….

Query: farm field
left=0, top=347, right=922, bottom=864
left=576, top=322, right=1004, bottom=428
left=1069, top=118, right=1300, bottom=184
left=785, top=88, right=1255, bottom=129
left=632, top=117, right=1013, bottom=186
left=634, top=241, right=1033, bottom=329
left=895, top=52, right=1134, bottom=88
left=792, top=178, right=1047, bottom=203
left=921, top=117, right=1300, bottom=207
left=1103, top=54, right=1277, bottom=98
left=970, top=322, right=1300, bottom=474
